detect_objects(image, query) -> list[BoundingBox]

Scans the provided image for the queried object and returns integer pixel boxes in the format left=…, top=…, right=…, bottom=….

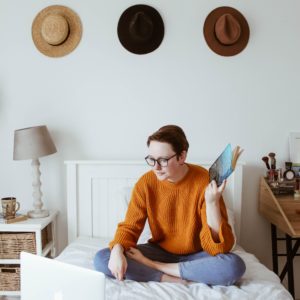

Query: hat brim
left=118, top=5, right=164, bottom=55
left=32, top=5, right=82, bottom=58
left=203, top=6, right=249, bottom=57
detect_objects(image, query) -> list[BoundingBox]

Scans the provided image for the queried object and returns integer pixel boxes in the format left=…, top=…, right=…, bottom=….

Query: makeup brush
left=268, top=152, right=276, bottom=170
left=262, top=156, right=270, bottom=170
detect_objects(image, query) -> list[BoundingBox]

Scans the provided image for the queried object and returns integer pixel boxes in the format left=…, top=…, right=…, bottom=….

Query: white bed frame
left=65, top=161, right=244, bottom=245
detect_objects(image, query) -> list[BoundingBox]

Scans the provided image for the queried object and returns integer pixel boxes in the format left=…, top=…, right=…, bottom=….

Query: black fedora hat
left=117, top=4, right=164, bottom=55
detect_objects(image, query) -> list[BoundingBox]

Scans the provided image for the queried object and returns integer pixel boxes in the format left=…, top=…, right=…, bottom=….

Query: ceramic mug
left=1, top=197, right=20, bottom=219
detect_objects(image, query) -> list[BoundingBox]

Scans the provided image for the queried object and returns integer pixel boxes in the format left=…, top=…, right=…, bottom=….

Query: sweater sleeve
left=199, top=195, right=235, bottom=256
left=109, top=182, right=147, bottom=251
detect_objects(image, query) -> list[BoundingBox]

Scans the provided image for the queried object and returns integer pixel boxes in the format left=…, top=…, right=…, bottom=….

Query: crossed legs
left=94, top=243, right=246, bottom=285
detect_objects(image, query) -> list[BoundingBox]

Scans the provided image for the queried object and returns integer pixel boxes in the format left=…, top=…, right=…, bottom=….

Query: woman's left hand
left=205, top=180, right=226, bottom=204
left=126, top=247, right=146, bottom=263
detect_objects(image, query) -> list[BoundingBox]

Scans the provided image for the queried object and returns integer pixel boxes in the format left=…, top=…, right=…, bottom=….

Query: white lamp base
left=28, top=158, right=49, bottom=219
left=27, top=209, right=49, bottom=218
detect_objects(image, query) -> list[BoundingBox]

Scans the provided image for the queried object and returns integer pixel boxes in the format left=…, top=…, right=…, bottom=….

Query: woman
left=94, top=125, right=245, bottom=285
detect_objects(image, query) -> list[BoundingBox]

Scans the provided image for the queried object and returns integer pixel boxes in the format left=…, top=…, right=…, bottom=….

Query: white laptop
left=21, top=252, right=105, bottom=300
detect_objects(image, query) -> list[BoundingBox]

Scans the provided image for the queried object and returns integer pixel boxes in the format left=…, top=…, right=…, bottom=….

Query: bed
left=56, top=160, right=292, bottom=300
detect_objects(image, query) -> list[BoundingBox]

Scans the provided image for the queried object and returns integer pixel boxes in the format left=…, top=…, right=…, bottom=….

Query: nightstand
left=0, top=210, right=58, bottom=297
left=259, top=177, right=300, bottom=299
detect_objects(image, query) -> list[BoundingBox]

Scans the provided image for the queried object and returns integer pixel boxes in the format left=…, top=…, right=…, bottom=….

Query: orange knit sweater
left=109, top=164, right=234, bottom=256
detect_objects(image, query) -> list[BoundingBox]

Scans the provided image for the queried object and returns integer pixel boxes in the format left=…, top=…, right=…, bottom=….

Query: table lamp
left=13, top=125, right=57, bottom=218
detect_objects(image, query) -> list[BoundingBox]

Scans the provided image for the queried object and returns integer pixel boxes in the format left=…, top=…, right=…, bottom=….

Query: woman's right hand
left=108, top=244, right=127, bottom=281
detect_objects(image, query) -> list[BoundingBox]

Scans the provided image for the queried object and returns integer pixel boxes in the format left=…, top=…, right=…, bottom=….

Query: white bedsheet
left=56, top=237, right=292, bottom=300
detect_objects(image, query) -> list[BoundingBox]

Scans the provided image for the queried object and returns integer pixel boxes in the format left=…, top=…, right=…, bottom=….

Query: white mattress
left=56, top=237, right=292, bottom=300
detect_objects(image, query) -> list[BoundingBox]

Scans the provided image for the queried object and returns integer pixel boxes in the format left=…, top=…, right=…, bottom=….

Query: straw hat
left=32, top=5, right=82, bottom=57
left=117, top=4, right=164, bottom=55
left=203, top=6, right=250, bottom=56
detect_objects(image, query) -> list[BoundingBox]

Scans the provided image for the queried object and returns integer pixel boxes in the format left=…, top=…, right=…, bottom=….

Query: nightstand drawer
left=0, top=232, right=36, bottom=259
left=0, top=225, right=51, bottom=259
left=0, top=264, right=20, bottom=291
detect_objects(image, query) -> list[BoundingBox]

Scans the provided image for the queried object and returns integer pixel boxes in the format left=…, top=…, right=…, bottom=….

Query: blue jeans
left=94, top=243, right=246, bottom=285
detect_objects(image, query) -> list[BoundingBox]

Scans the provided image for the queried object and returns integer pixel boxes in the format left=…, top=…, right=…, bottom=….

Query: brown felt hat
left=203, top=6, right=249, bottom=57
left=117, top=4, right=164, bottom=55
left=32, top=5, right=82, bottom=57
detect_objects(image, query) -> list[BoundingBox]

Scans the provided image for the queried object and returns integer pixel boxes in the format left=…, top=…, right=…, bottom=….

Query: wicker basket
left=0, top=232, right=36, bottom=259
left=0, top=264, right=20, bottom=291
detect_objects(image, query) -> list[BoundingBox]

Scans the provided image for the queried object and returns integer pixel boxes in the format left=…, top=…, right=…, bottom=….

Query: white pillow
left=226, top=208, right=237, bottom=250
left=120, top=186, right=152, bottom=244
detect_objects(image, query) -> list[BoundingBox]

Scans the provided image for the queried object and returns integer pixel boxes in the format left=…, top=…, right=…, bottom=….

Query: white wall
left=1, top=0, right=299, bottom=295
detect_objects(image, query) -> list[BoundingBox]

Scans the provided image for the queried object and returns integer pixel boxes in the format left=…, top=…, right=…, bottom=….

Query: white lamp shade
left=13, top=125, right=57, bottom=160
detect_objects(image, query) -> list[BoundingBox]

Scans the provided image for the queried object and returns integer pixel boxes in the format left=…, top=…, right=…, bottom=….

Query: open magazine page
left=209, top=144, right=234, bottom=186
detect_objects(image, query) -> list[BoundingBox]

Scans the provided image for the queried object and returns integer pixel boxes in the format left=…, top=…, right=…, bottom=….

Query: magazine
left=209, top=144, right=243, bottom=187
left=0, top=213, right=28, bottom=224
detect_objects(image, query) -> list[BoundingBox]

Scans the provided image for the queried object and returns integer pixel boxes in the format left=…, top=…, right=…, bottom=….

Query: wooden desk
left=259, top=177, right=300, bottom=298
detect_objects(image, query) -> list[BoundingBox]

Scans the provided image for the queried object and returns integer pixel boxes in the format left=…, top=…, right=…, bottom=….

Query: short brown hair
left=147, top=125, right=189, bottom=155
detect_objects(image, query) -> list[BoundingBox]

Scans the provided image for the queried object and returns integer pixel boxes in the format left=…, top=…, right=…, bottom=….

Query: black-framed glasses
left=145, top=153, right=177, bottom=167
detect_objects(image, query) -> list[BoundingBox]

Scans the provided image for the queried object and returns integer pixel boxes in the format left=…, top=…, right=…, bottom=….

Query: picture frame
left=289, top=132, right=300, bottom=165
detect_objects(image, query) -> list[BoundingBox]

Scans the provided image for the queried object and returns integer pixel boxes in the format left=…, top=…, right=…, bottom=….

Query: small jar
left=294, top=178, right=300, bottom=198
left=267, top=169, right=275, bottom=182
left=277, top=168, right=284, bottom=183
left=295, top=178, right=300, bottom=190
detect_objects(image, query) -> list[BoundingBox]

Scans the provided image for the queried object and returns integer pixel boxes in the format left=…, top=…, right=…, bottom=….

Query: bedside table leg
left=285, top=234, right=294, bottom=298
left=51, top=216, right=57, bottom=257
left=271, top=224, right=278, bottom=274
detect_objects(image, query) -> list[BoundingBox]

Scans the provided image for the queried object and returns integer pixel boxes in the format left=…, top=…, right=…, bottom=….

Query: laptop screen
left=21, top=252, right=105, bottom=300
